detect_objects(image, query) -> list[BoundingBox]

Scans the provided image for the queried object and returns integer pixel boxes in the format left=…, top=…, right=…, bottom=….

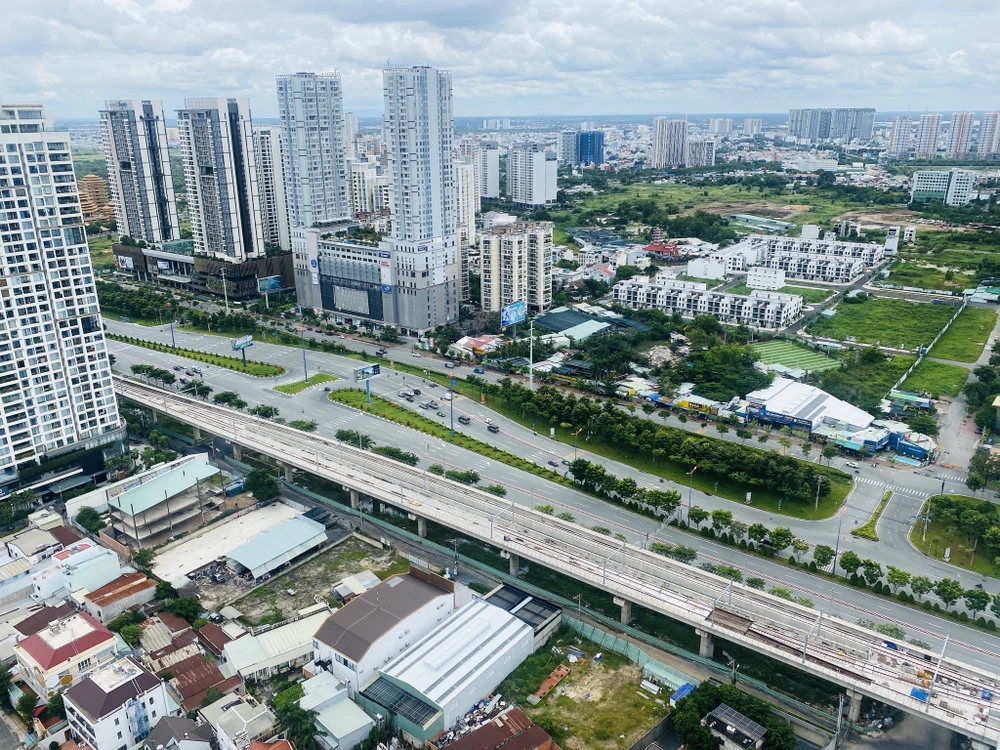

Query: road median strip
left=273, top=372, right=337, bottom=395
left=108, top=333, right=286, bottom=377
left=852, top=490, right=892, bottom=541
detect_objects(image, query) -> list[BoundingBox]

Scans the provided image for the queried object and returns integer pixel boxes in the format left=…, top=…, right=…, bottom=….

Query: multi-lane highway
left=114, top=377, right=1000, bottom=744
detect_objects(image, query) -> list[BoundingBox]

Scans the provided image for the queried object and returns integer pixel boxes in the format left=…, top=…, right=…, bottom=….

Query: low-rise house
left=6, top=527, right=62, bottom=563
left=196, top=620, right=235, bottom=657
left=15, top=611, right=118, bottom=700
left=143, top=716, right=214, bottom=750
left=167, top=653, right=242, bottom=712
left=199, top=695, right=277, bottom=750
left=300, top=671, right=374, bottom=750
left=83, top=572, right=157, bottom=622
left=65, top=656, right=173, bottom=750
left=223, top=607, right=329, bottom=682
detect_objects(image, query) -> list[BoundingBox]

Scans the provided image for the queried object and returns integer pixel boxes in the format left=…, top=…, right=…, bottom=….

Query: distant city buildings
left=177, top=98, right=265, bottom=261
left=99, top=99, right=180, bottom=243
left=685, top=138, right=716, bottom=167
left=948, top=111, right=974, bottom=158
left=482, top=118, right=511, bottom=129
left=507, top=142, right=557, bottom=206
left=980, top=111, right=1000, bottom=157
left=708, top=117, right=732, bottom=135
left=455, top=156, right=478, bottom=300
left=477, top=140, right=501, bottom=199
left=887, top=116, right=912, bottom=155
left=480, top=221, right=553, bottom=314
left=914, top=113, right=941, bottom=157
left=743, top=118, right=763, bottom=136
left=910, top=168, right=976, bottom=205
left=576, top=130, right=605, bottom=165
left=787, top=108, right=875, bottom=142
left=650, top=117, right=687, bottom=168
left=557, top=129, right=577, bottom=165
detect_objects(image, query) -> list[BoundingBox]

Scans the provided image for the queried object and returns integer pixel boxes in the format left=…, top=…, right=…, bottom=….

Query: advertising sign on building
left=500, top=301, right=527, bottom=328
left=114, top=255, right=134, bottom=271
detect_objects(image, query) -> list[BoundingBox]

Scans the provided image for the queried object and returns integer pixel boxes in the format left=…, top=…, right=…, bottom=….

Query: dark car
left=458, top=415, right=471, bottom=425
left=412, top=389, right=421, bottom=396
left=488, top=424, right=500, bottom=433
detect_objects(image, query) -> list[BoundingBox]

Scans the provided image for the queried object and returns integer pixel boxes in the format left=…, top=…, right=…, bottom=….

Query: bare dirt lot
left=835, top=208, right=950, bottom=229
left=211, top=537, right=407, bottom=624
left=683, top=200, right=813, bottom=219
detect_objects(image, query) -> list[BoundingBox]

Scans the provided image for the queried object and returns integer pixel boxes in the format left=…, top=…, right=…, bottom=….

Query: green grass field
left=274, top=372, right=337, bottom=394
left=910, top=496, right=1000, bottom=578
left=752, top=341, right=842, bottom=373
left=903, top=360, right=970, bottom=398
left=929, top=307, right=997, bottom=363
left=807, top=298, right=955, bottom=350
left=88, top=236, right=114, bottom=268
left=728, top=283, right=835, bottom=304
left=884, top=261, right=975, bottom=292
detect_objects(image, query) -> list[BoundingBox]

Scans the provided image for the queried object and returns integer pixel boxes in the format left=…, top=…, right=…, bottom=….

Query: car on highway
left=436, top=411, right=446, bottom=417
left=484, top=417, right=493, bottom=425
left=173, top=366, right=183, bottom=371
left=419, top=402, right=430, bottom=409
left=428, top=401, right=440, bottom=408
left=412, top=389, right=421, bottom=396
left=458, top=415, right=471, bottom=425
left=547, top=460, right=559, bottom=467
left=445, top=362, right=456, bottom=369
left=846, top=461, right=859, bottom=469
left=561, top=459, right=571, bottom=465
left=376, top=348, right=388, bottom=356
left=473, top=367, right=485, bottom=374
left=487, top=424, right=500, bottom=433
left=411, top=352, right=421, bottom=358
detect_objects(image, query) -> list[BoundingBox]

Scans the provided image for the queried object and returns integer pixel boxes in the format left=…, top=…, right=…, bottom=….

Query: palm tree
left=276, top=704, right=319, bottom=750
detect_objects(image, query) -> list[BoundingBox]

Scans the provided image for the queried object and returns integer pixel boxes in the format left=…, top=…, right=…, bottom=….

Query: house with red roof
left=15, top=611, right=118, bottom=700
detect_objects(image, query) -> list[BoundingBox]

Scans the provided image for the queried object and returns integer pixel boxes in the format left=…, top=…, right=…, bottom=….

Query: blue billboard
left=500, top=301, right=527, bottom=328
left=257, top=275, right=282, bottom=293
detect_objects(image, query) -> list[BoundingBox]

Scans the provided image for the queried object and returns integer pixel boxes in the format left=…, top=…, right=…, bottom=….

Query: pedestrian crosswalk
left=854, top=477, right=920, bottom=496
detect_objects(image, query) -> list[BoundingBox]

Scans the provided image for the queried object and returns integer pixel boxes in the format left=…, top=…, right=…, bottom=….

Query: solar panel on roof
left=362, top=677, right=438, bottom=726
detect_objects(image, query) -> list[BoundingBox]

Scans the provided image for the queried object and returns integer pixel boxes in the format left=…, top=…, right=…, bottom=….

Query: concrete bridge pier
left=231, top=443, right=242, bottom=461
left=192, top=426, right=201, bottom=441
left=417, top=517, right=427, bottom=538
left=847, top=690, right=862, bottom=724
left=697, top=629, right=714, bottom=659
left=619, top=599, right=632, bottom=625
left=350, top=489, right=360, bottom=510
left=509, top=553, right=520, bottom=577
left=151, top=411, right=158, bottom=423
left=283, top=463, right=293, bottom=482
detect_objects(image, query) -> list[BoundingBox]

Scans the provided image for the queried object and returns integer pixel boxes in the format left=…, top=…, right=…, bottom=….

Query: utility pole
left=528, top=318, right=534, bottom=392
left=814, top=474, right=824, bottom=512
left=301, top=326, right=309, bottom=384
left=687, top=465, right=698, bottom=519
left=167, top=303, right=176, bottom=351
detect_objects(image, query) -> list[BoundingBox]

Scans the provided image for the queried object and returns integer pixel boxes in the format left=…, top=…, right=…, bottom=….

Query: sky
left=3, top=0, right=999, bottom=119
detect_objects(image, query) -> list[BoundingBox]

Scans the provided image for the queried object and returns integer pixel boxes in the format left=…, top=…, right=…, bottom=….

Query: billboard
left=354, top=364, right=381, bottom=382
left=157, top=260, right=171, bottom=270
left=257, top=275, right=282, bottom=293
left=114, top=255, right=134, bottom=271
left=232, top=335, right=254, bottom=351
left=500, top=301, right=527, bottom=328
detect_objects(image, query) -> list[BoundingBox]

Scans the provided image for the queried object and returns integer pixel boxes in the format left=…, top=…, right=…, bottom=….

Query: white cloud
left=1, top=0, right=996, bottom=117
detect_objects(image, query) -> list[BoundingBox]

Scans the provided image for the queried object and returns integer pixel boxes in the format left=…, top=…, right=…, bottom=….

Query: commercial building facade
left=177, top=98, right=265, bottom=261
left=910, top=168, right=976, bottom=206
left=480, top=222, right=553, bottom=314
left=99, top=100, right=180, bottom=243
left=0, top=103, right=122, bottom=479
left=613, top=276, right=803, bottom=329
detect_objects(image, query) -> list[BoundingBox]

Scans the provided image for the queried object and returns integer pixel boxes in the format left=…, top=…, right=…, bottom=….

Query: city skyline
left=4, top=1, right=1000, bottom=118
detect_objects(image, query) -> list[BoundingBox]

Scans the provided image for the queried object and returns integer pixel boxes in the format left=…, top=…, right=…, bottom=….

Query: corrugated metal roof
left=225, top=516, right=326, bottom=574
left=223, top=611, right=328, bottom=676
left=109, top=460, right=218, bottom=515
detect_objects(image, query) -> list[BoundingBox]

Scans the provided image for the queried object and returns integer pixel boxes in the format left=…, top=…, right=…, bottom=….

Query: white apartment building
left=711, top=234, right=882, bottom=284
left=763, top=252, right=862, bottom=284
left=887, top=116, right=912, bottom=155
left=0, top=103, right=121, bottom=472
left=614, top=276, right=803, bottom=329
left=99, top=100, right=179, bottom=243
left=507, top=142, right=556, bottom=207
left=743, top=118, right=763, bottom=136
left=747, top=267, right=785, bottom=290
left=686, top=139, right=716, bottom=167
left=252, top=126, right=290, bottom=251
left=557, top=130, right=578, bottom=164
left=455, top=157, right=478, bottom=301
left=349, top=156, right=381, bottom=216
left=276, top=72, right=351, bottom=227
left=65, top=657, right=170, bottom=750
left=382, top=65, right=461, bottom=333
left=980, top=112, right=1000, bottom=157
left=708, top=118, right=732, bottom=135
left=948, top=112, right=974, bottom=157
left=480, top=222, right=553, bottom=314
left=910, top=168, right=975, bottom=206
left=176, top=98, right=265, bottom=261
left=650, top=117, right=687, bottom=168
left=344, top=111, right=359, bottom=159
left=914, top=114, right=941, bottom=157
left=477, top=140, right=500, bottom=200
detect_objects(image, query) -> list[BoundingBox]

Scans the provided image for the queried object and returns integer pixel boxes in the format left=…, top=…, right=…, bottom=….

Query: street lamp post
left=167, top=303, right=176, bottom=351
left=573, top=427, right=583, bottom=461
left=300, top=326, right=309, bottom=384
left=814, top=474, right=825, bottom=512
left=687, top=465, right=698, bottom=518
left=832, top=504, right=846, bottom=576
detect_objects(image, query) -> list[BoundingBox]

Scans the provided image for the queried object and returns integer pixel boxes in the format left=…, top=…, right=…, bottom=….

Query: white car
left=484, top=418, right=493, bottom=425
left=846, top=461, right=859, bottom=469
left=411, top=352, right=421, bottom=358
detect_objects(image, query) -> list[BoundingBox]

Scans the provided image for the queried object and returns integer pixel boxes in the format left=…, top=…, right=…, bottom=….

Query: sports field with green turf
left=752, top=340, right=842, bottom=373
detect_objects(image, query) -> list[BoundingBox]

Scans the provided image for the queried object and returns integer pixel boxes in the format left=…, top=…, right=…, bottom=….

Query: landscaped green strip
left=902, top=359, right=969, bottom=398
left=852, top=490, right=891, bottom=541
left=929, top=307, right=998, bottom=363
left=274, top=372, right=337, bottom=394
left=729, top=284, right=835, bottom=304
left=911, top=495, right=1000, bottom=579
left=329, top=388, right=578, bottom=489
left=107, top=333, right=285, bottom=377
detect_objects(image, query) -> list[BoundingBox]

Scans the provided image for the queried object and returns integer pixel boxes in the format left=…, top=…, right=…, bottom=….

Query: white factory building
left=744, top=379, right=874, bottom=435
left=614, top=276, right=803, bottom=329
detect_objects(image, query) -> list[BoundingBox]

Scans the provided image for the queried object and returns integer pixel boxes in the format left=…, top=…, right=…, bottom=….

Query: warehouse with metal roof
left=744, top=378, right=873, bottom=434
left=225, top=515, right=327, bottom=580
left=222, top=607, right=329, bottom=681
left=359, top=599, right=533, bottom=743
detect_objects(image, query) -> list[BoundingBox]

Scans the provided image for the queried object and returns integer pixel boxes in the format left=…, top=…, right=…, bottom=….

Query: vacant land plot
left=729, top=283, right=834, bottom=304
left=87, top=237, right=114, bottom=268
left=903, top=360, right=969, bottom=398
left=929, top=307, right=998, bottom=363
left=227, top=537, right=406, bottom=623
left=152, top=503, right=298, bottom=582
left=753, top=340, right=841, bottom=373
left=884, top=261, right=975, bottom=292
left=807, top=298, right=954, bottom=350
